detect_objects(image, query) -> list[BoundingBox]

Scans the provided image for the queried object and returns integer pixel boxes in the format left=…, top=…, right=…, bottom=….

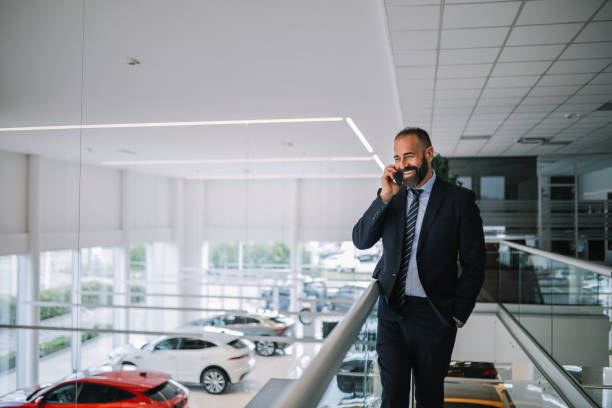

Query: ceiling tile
left=548, top=59, right=611, bottom=74
left=529, top=85, right=581, bottom=96
left=514, top=104, right=557, bottom=113
left=443, top=2, right=521, bottom=29
left=387, top=6, right=440, bottom=30
left=436, top=77, right=487, bottom=89
left=565, top=94, right=611, bottom=104
left=521, top=95, right=567, bottom=105
left=538, top=73, right=596, bottom=86
left=386, top=0, right=442, bottom=5
left=481, top=87, right=530, bottom=98
left=434, top=98, right=478, bottom=108
left=478, top=97, right=523, bottom=106
left=391, top=30, right=438, bottom=50
left=591, top=72, right=612, bottom=84
left=441, top=27, right=510, bottom=49
left=473, top=105, right=514, bottom=115
left=561, top=42, right=612, bottom=60
left=577, top=84, right=612, bottom=95
left=499, top=44, right=565, bottom=62
left=492, top=61, right=552, bottom=76
left=517, top=0, right=601, bottom=25
left=575, top=21, right=612, bottom=43
left=397, top=66, right=436, bottom=80
left=394, top=50, right=437, bottom=66
left=398, top=78, right=436, bottom=90
left=594, top=1, right=612, bottom=20
left=487, top=75, right=540, bottom=88
left=507, top=24, right=582, bottom=46
left=436, top=88, right=482, bottom=99
left=400, top=89, right=434, bottom=99
left=557, top=103, right=601, bottom=113
left=439, top=48, right=499, bottom=65
left=437, top=63, right=492, bottom=78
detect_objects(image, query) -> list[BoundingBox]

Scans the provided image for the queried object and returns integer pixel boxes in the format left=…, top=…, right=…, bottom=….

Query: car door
left=76, top=383, right=140, bottom=408
left=175, top=337, right=218, bottom=382
left=144, top=337, right=181, bottom=378
left=39, top=382, right=80, bottom=407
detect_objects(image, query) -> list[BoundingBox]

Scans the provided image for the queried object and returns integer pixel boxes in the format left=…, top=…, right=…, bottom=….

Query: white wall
left=579, top=165, right=612, bottom=200
left=0, top=151, right=385, bottom=256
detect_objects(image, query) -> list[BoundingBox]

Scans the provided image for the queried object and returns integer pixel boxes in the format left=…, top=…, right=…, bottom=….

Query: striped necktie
left=390, top=188, right=423, bottom=309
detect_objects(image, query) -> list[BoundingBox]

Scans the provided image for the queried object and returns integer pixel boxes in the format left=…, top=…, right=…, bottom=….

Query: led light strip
left=102, top=156, right=373, bottom=166
left=186, top=174, right=380, bottom=180
left=1, top=115, right=385, bottom=172
left=0, top=116, right=344, bottom=132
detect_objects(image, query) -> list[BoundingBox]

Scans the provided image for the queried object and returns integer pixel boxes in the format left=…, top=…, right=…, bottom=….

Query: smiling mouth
left=404, top=170, right=416, bottom=177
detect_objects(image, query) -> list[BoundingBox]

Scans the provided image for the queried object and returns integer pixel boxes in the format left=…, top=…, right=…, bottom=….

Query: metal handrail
left=499, top=239, right=612, bottom=277
left=271, top=279, right=380, bottom=408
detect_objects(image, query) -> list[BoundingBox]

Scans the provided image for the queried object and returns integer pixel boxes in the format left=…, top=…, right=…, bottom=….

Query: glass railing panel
left=315, top=311, right=380, bottom=408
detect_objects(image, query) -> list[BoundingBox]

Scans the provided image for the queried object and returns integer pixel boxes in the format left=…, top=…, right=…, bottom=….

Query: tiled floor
left=187, top=342, right=322, bottom=408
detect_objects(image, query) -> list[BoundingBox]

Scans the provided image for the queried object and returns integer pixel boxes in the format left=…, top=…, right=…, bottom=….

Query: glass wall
left=0, top=256, right=18, bottom=395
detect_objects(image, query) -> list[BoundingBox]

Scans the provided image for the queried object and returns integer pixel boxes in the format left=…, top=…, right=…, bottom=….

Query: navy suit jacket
left=352, top=177, right=485, bottom=324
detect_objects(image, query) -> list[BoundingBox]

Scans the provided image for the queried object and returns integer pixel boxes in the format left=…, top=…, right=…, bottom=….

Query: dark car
left=328, top=285, right=367, bottom=313
left=446, top=361, right=498, bottom=380
left=261, top=279, right=329, bottom=314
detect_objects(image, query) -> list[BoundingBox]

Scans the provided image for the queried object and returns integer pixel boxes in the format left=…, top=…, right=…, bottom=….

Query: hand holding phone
left=393, top=169, right=404, bottom=187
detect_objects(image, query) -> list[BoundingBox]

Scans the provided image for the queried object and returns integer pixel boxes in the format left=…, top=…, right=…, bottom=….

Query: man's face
left=393, top=134, right=432, bottom=188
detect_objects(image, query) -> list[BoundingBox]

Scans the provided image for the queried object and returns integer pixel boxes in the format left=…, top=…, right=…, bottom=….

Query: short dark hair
left=394, top=127, right=432, bottom=149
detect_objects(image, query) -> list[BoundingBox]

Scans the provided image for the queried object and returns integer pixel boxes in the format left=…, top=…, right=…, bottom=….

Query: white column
left=289, top=180, right=300, bottom=313
left=171, top=179, right=185, bottom=329
left=70, top=250, right=81, bottom=372
left=17, top=155, right=41, bottom=387
left=118, top=170, right=132, bottom=346
left=181, top=181, right=204, bottom=322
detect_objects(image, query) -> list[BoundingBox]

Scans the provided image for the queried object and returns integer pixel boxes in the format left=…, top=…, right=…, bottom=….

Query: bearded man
left=352, top=127, right=485, bottom=407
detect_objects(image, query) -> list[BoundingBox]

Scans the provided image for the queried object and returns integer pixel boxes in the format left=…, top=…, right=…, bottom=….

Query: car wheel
left=255, top=340, right=276, bottom=356
left=202, top=367, right=228, bottom=394
left=299, top=307, right=313, bottom=325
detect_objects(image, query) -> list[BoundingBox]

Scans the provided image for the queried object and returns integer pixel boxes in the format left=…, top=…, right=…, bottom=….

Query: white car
left=108, top=329, right=255, bottom=394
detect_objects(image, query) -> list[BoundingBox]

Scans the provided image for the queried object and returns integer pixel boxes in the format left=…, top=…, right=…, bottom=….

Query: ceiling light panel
left=548, top=59, right=612, bottom=74
left=441, top=27, right=510, bottom=48
left=391, top=30, right=439, bottom=50
left=443, top=2, right=521, bottom=29
left=394, top=50, right=437, bottom=66
left=387, top=6, right=440, bottom=30
left=561, top=42, right=612, bottom=60
left=499, top=45, right=565, bottom=62
left=516, top=0, right=601, bottom=25
left=575, top=21, right=612, bottom=42
left=507, top=24, right=582, bottom=46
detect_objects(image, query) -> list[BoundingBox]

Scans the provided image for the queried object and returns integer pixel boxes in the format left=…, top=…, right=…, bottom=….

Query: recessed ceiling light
left=460, top=135, right=491, bottom=140
left=517, top=137, right=547, bottom=145
left=563, top=112, right=583, bottom=119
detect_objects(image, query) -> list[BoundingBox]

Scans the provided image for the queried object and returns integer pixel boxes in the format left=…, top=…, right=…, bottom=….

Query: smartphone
left=393, top=169, right=404, bottom=186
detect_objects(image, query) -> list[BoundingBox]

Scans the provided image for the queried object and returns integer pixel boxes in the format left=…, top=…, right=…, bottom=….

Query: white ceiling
left=0, top=0, right=611, bottom=180
left=386, top=0, right=612, bottom=158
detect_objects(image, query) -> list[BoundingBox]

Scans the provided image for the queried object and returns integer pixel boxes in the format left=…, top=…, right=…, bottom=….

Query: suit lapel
left=417, top=177, right=446, bottom=255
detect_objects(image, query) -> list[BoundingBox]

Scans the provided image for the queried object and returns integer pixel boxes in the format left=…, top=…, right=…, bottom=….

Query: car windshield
left=26, top=385, right=50, bottom=401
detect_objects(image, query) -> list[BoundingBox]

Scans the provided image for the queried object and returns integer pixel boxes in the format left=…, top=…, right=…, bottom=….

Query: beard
left=403, top=155, right=429, bottom=188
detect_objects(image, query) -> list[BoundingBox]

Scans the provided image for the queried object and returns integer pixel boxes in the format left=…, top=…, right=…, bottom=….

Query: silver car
left=178, top=313, right=294, bottom=357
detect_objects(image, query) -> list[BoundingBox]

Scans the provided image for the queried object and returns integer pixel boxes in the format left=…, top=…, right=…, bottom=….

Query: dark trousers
left=376, top=296, right=457, bottom=408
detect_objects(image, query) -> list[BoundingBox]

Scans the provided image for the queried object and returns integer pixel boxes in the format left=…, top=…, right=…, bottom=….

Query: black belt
left=395, top=295, right=427, bottom=315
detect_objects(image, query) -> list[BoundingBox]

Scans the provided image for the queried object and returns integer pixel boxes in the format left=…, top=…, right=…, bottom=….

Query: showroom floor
left=187, top=342, right=322, bottom=408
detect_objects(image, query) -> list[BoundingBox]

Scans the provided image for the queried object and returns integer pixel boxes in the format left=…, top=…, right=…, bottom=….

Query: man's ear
left=425, top=146, right=434, bottom=162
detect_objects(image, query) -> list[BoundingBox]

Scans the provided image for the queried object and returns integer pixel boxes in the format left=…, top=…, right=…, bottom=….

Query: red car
left=0, top=367, right=189, bottom=407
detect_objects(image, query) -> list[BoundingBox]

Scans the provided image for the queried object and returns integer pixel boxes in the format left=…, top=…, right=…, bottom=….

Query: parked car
left=178, top=312, right=294, bottom=357
left=0, top=365, right=189, bottom=407
left=109, top=329, right=255, bottom=394
left=328, top=285, right=367, bottom=313
left=337, top=357, right=501, bottom=395
left=443, top=382, right=510, bottom=407
left=261, top=278, right=329, bottom=313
